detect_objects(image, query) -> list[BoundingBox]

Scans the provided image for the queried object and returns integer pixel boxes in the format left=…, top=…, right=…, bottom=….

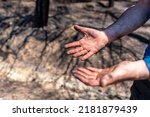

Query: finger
left=81, top=51, right=94, bottom=60
left=67, top=47, right=83, bottom=54
left=73, top=50, right=88, bottom=57
left=65, top=41, right=80, bottom=48
left=73, top=69, right=89, bottom=78
left=74, top=73, right=90, bottom=85
left=74, top=25, right=90, bottom=33
left=74, top=68, right=98, bottom=80
left=87, top=67, right=102, bottom=73
left=74, top=73, right=98, bottom=86
left=76, top=67, right=95, bottom=76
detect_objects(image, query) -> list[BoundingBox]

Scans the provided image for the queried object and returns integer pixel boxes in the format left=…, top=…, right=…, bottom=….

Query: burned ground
left=0, top=0, right=149, bottom=100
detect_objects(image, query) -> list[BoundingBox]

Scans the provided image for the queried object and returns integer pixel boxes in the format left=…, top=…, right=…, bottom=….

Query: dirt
left=0, top=0, right=149, bottom=100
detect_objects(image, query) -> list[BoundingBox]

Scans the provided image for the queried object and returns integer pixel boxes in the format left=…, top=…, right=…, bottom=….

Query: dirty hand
left=73, top=60, right=149, bottom=87
left=65, top=25, right=109, bottom=60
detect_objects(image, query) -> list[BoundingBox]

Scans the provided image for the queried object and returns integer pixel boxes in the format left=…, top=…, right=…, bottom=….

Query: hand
left=65, top=25, right=109, bottom=60
left=73, top=60, right=149, bottom=87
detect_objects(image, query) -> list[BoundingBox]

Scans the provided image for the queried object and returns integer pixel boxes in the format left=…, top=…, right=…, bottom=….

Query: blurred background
left=0, top=0, right=149, bottom=100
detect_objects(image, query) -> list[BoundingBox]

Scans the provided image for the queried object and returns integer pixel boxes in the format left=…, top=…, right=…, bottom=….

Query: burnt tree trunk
left=108, top=0, right=114, bottom=7
left=34, top=0, right=50, bottom=28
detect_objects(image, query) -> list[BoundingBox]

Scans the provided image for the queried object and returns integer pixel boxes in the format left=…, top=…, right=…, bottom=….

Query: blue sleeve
left=144, top=44, right=150, bottom=72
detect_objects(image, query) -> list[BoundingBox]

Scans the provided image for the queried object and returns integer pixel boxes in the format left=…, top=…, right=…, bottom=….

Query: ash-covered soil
left=0, top=0, right=149, bottom=100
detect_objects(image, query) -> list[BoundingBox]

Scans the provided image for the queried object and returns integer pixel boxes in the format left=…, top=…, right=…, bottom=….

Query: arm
left=105, top=0, right=150, bottom=41
left=73, top=60, right=149, bottom=87
left=65, top=0, right=150, bottom=60
left=68, top=0, right=150, bottom=86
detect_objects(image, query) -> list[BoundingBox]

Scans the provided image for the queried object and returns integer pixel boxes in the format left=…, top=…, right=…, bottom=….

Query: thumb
left=100, top=74, right=113, bottom=87
left=100, top=68, right=127, bottom=87
left=74, top=25, right=89, bottom=33
left=100, top=72, right=119, bottom=87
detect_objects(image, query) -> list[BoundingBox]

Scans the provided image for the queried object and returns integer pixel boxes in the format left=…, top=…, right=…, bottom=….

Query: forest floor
left=0, top=0, right=150, bottom=100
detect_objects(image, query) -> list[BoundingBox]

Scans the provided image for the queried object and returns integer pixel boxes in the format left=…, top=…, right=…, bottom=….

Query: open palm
left=65, top=25, right=109, bottom=60
left=73, top=61, right=145, bottom=87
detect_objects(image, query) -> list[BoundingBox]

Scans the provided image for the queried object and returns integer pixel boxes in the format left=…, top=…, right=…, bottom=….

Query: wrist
left=103, top=27, right=117, bottom=43
left=134, top=60, right=150, bottom=80
left=101, top=60, right=150, bottom=87
left=96, top=31, right=110, bottom=48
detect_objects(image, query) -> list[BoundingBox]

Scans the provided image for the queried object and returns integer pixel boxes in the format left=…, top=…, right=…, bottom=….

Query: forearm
left=104, top=1, right=150, bottom=42
left=128, top=60, right=149, bottom=80
left=101, top=60, right=150, bottom=87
